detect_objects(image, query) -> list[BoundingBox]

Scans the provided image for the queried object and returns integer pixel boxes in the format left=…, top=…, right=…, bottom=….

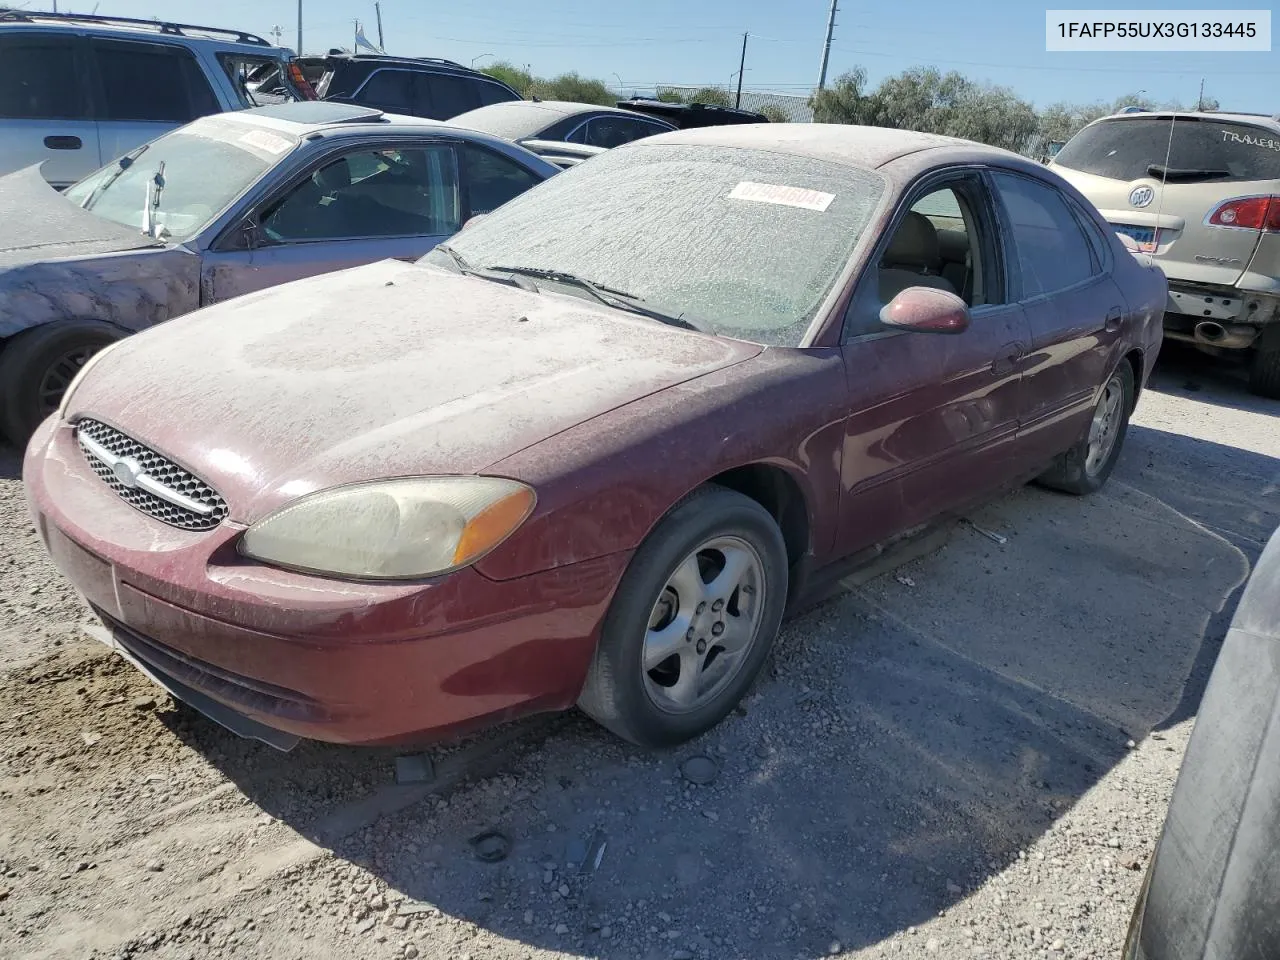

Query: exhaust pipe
left=1194, top=321, right=1258, bottom=349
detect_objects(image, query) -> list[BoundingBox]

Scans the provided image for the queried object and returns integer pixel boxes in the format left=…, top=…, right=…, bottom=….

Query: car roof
left=449, top=99, right=667, bottom=136
left=0, top=9, right=287, bottom=53
left=1083, top=110, right=1280, bottom=134
left=631, top=123, right=1011, bottom=170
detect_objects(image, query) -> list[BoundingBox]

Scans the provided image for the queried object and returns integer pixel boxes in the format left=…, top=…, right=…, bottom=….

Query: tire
left=1248, top=326, right=1280, bottom=400
left=578, top=485, right=789, bottom=748
left=1036, top=360, right=1134, bottom=496
left=0, top=320, right=121, bottom=448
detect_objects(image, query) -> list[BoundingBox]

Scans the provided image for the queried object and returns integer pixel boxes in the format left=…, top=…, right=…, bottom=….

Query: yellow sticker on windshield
left=728, top=181, right=835, bottom=212
left=238, top=130, right=293, bottom=156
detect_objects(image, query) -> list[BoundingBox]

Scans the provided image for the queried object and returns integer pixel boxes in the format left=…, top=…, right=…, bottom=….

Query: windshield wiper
left=1146, top=163, right=1231, bottom=181
left=483, top=265, right=707, bottom=332
left=80, top=144, right=148, bottom=211
left=436, top=245, right=538, bottom=291
left=140, top=161, right=167, bottom=239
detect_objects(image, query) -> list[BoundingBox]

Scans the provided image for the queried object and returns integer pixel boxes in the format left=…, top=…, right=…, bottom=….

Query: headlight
left=56, top=336, right=126, bottom=421
left=239, top=476, right=536, bottom=580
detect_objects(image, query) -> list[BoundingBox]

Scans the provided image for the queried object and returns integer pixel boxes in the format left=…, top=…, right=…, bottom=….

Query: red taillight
left=1206, top=195, right=1280, bottom=232
left=287, top=61, right=319, bottom=101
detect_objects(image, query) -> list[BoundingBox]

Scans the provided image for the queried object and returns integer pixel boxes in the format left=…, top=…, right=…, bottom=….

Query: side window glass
left=991, top=171, right=1096, bottom=298
left=180, top=54, right=220, bottom=118
left=359, top=70, right=416, bottom=112
left=586, top=116, right=652, bottom=148
left=1068, top=199, right=1109, bottom=274
left=261, top=146, right=461, bottom=242
left=92, top=41, right=197, bottom=122
left=426, top=75, right=480, bottom=120
left=476, top=81, right=516, bottom=107
left=0, top=35, right=87, bottom=120
left=845, top=180, right=996, bottom=340
left=462, top=145, right=540, bottom=217
left=564, top=120, right=590, bottom=144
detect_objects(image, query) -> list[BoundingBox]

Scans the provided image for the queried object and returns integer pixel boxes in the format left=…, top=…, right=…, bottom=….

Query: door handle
left=43, top=135, right=82, bottom=150
left=1104, top=307, right=1124, bottom=333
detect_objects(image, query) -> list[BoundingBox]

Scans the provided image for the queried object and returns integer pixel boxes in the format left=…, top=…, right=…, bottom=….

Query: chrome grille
left=75, top=419, right=228, bottom=531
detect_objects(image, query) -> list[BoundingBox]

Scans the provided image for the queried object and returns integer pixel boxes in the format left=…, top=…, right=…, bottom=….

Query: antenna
left=1148, top=112, right=1177, bottom=265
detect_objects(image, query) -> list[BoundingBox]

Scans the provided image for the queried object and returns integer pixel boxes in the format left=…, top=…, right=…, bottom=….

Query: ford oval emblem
left=1129, top=185, right=1155, bottom=208
left=112, top=457, right=141, bottom=489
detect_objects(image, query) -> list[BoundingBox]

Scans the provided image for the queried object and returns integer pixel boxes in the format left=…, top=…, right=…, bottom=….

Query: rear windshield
left=1055, top=117, right=1280, bottom=183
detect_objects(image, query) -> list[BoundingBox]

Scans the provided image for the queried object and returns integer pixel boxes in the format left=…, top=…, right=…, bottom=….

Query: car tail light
left=287, top=61, right=319, bottom=100
left=1205, top=196, right=1280, bottom=232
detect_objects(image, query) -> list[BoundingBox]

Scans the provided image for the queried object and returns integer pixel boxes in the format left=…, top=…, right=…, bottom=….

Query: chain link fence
left=648, top=86, right=814, bottom=123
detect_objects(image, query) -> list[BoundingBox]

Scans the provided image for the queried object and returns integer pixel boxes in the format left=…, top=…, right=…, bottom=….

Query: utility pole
left=353, top=18, right=359, bottom=53
left=1196, top=77, right=1205, bottom=110
left=817, top=0, right=838, bottom=90
left=375, top=2, right=384, bottom=52
left=296, top=0, right=302, bottom=55
left=735, top=32, right=747, bottom=109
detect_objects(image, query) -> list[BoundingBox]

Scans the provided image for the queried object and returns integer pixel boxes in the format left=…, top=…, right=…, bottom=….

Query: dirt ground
left=1, top=344, right=1276, bottom=960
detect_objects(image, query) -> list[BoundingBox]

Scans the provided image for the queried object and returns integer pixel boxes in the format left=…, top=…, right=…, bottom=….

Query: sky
left=25, top=0, right=1280, bottom=112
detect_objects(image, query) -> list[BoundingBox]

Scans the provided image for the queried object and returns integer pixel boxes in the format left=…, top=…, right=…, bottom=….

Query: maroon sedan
left=23, top=125, right=1166, bottom=751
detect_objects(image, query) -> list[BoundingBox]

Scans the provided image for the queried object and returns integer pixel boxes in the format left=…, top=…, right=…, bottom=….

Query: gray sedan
left=0, top=100, right=559, bottom=445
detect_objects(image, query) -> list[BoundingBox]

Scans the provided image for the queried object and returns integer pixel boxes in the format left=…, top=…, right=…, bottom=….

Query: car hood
left=0, top=165, right=162, bottom=269
left=67, top=259, right=762, bottom=523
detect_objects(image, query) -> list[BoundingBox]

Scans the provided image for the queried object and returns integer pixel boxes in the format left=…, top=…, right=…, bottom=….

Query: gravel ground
left=1, top=343, right=1276, bottom=960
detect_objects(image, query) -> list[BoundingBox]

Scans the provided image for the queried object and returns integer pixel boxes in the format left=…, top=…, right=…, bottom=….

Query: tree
left=527, top=72, right=616, bottom=106
left=655, top=85, right=734, bottom=108
left=759, top=105, right=791, bottom=123
left=480, top=61, right=534, bottom=97
left=811, top=66, right=1039, bottom=154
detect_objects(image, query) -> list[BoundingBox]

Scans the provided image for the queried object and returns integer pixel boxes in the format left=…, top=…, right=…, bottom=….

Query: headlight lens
left=239, top=477, right=536, bottom=580
left=56, top=337, right=126, bottom=421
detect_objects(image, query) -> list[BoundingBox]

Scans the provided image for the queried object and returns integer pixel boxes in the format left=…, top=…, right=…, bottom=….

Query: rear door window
left=991, top=171, right=1098, bottom=298
left=476, top=81, right=518, bottom=107
left=91, top=39, right=216, bottom=122
left=584, top=115, right=667, bottom=148
left=358, top=69, right=417, bottom=113
left=1055, top=117, right=1280, bottom=183
left=422, top=74, right=482, bottom=119
left=0, top=34, right=88, bottom=119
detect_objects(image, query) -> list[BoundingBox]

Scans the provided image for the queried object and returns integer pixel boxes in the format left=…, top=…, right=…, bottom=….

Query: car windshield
left=63, top=116, right=299, bottom=241
left=433, top=143, right=885, bottom=345
left=1055, top=116, right=1280, bottom=183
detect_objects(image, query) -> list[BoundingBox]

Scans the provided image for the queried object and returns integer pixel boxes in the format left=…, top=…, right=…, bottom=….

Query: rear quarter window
left=1055, top=117, right=1280, bottom=183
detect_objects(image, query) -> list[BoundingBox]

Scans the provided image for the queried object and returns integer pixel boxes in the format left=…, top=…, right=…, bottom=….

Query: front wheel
left=0, top=320, right=121, bottom=448
left=1036, top=361, right=1134, bottom=496
left=578, top=485, right=789, bottom=747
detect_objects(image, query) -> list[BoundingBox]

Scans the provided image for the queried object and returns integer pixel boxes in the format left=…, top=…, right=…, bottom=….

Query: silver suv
left=1051, top=111, right=1280, bottom=398
left=0, top=9, right=304, bottom=189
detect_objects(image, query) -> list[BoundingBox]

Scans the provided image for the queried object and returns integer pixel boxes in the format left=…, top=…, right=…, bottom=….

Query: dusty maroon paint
left=23, top=127, right=1168, bottom=747
left=879, top=287, right=971, bottom=335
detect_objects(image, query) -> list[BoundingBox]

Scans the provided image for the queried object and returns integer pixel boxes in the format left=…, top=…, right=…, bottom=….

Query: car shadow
left=1147, top=340, right=1277, bottom=416
left=147, top=408, right=1274, bottom=956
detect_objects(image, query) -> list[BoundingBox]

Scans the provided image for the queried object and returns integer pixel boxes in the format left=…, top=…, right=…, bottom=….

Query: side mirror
left=237, top=217, right=262, bottom=250
left=879, top=286, right=971, bottom=335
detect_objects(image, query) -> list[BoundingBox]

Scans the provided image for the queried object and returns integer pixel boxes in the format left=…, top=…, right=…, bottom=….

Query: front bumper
left=23, top=418, right=630, bottom=748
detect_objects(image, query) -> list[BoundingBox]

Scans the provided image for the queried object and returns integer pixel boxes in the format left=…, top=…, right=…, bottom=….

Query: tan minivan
left=1051, top=111, right=1280, bottom=398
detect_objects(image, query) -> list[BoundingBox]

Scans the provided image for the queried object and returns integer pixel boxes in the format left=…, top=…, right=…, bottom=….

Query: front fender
left=0, top=248, right=201, bottom=340
left=476, top=348, right=850, bottom=581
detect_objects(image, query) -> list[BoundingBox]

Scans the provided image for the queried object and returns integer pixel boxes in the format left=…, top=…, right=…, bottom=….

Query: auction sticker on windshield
left=729, top=181, right=835, bottom=212
left=238, top=130, right=294, bottom=156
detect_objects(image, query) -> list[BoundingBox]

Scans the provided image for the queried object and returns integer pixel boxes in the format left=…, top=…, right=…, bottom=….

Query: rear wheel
left=1248, top=326, right=1280, bottom=400
left=1036, top=361, right=1134, bottom=496
left=0, top=321, right=121, bottom=448
left=578, top=485, right=788, bottom=747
